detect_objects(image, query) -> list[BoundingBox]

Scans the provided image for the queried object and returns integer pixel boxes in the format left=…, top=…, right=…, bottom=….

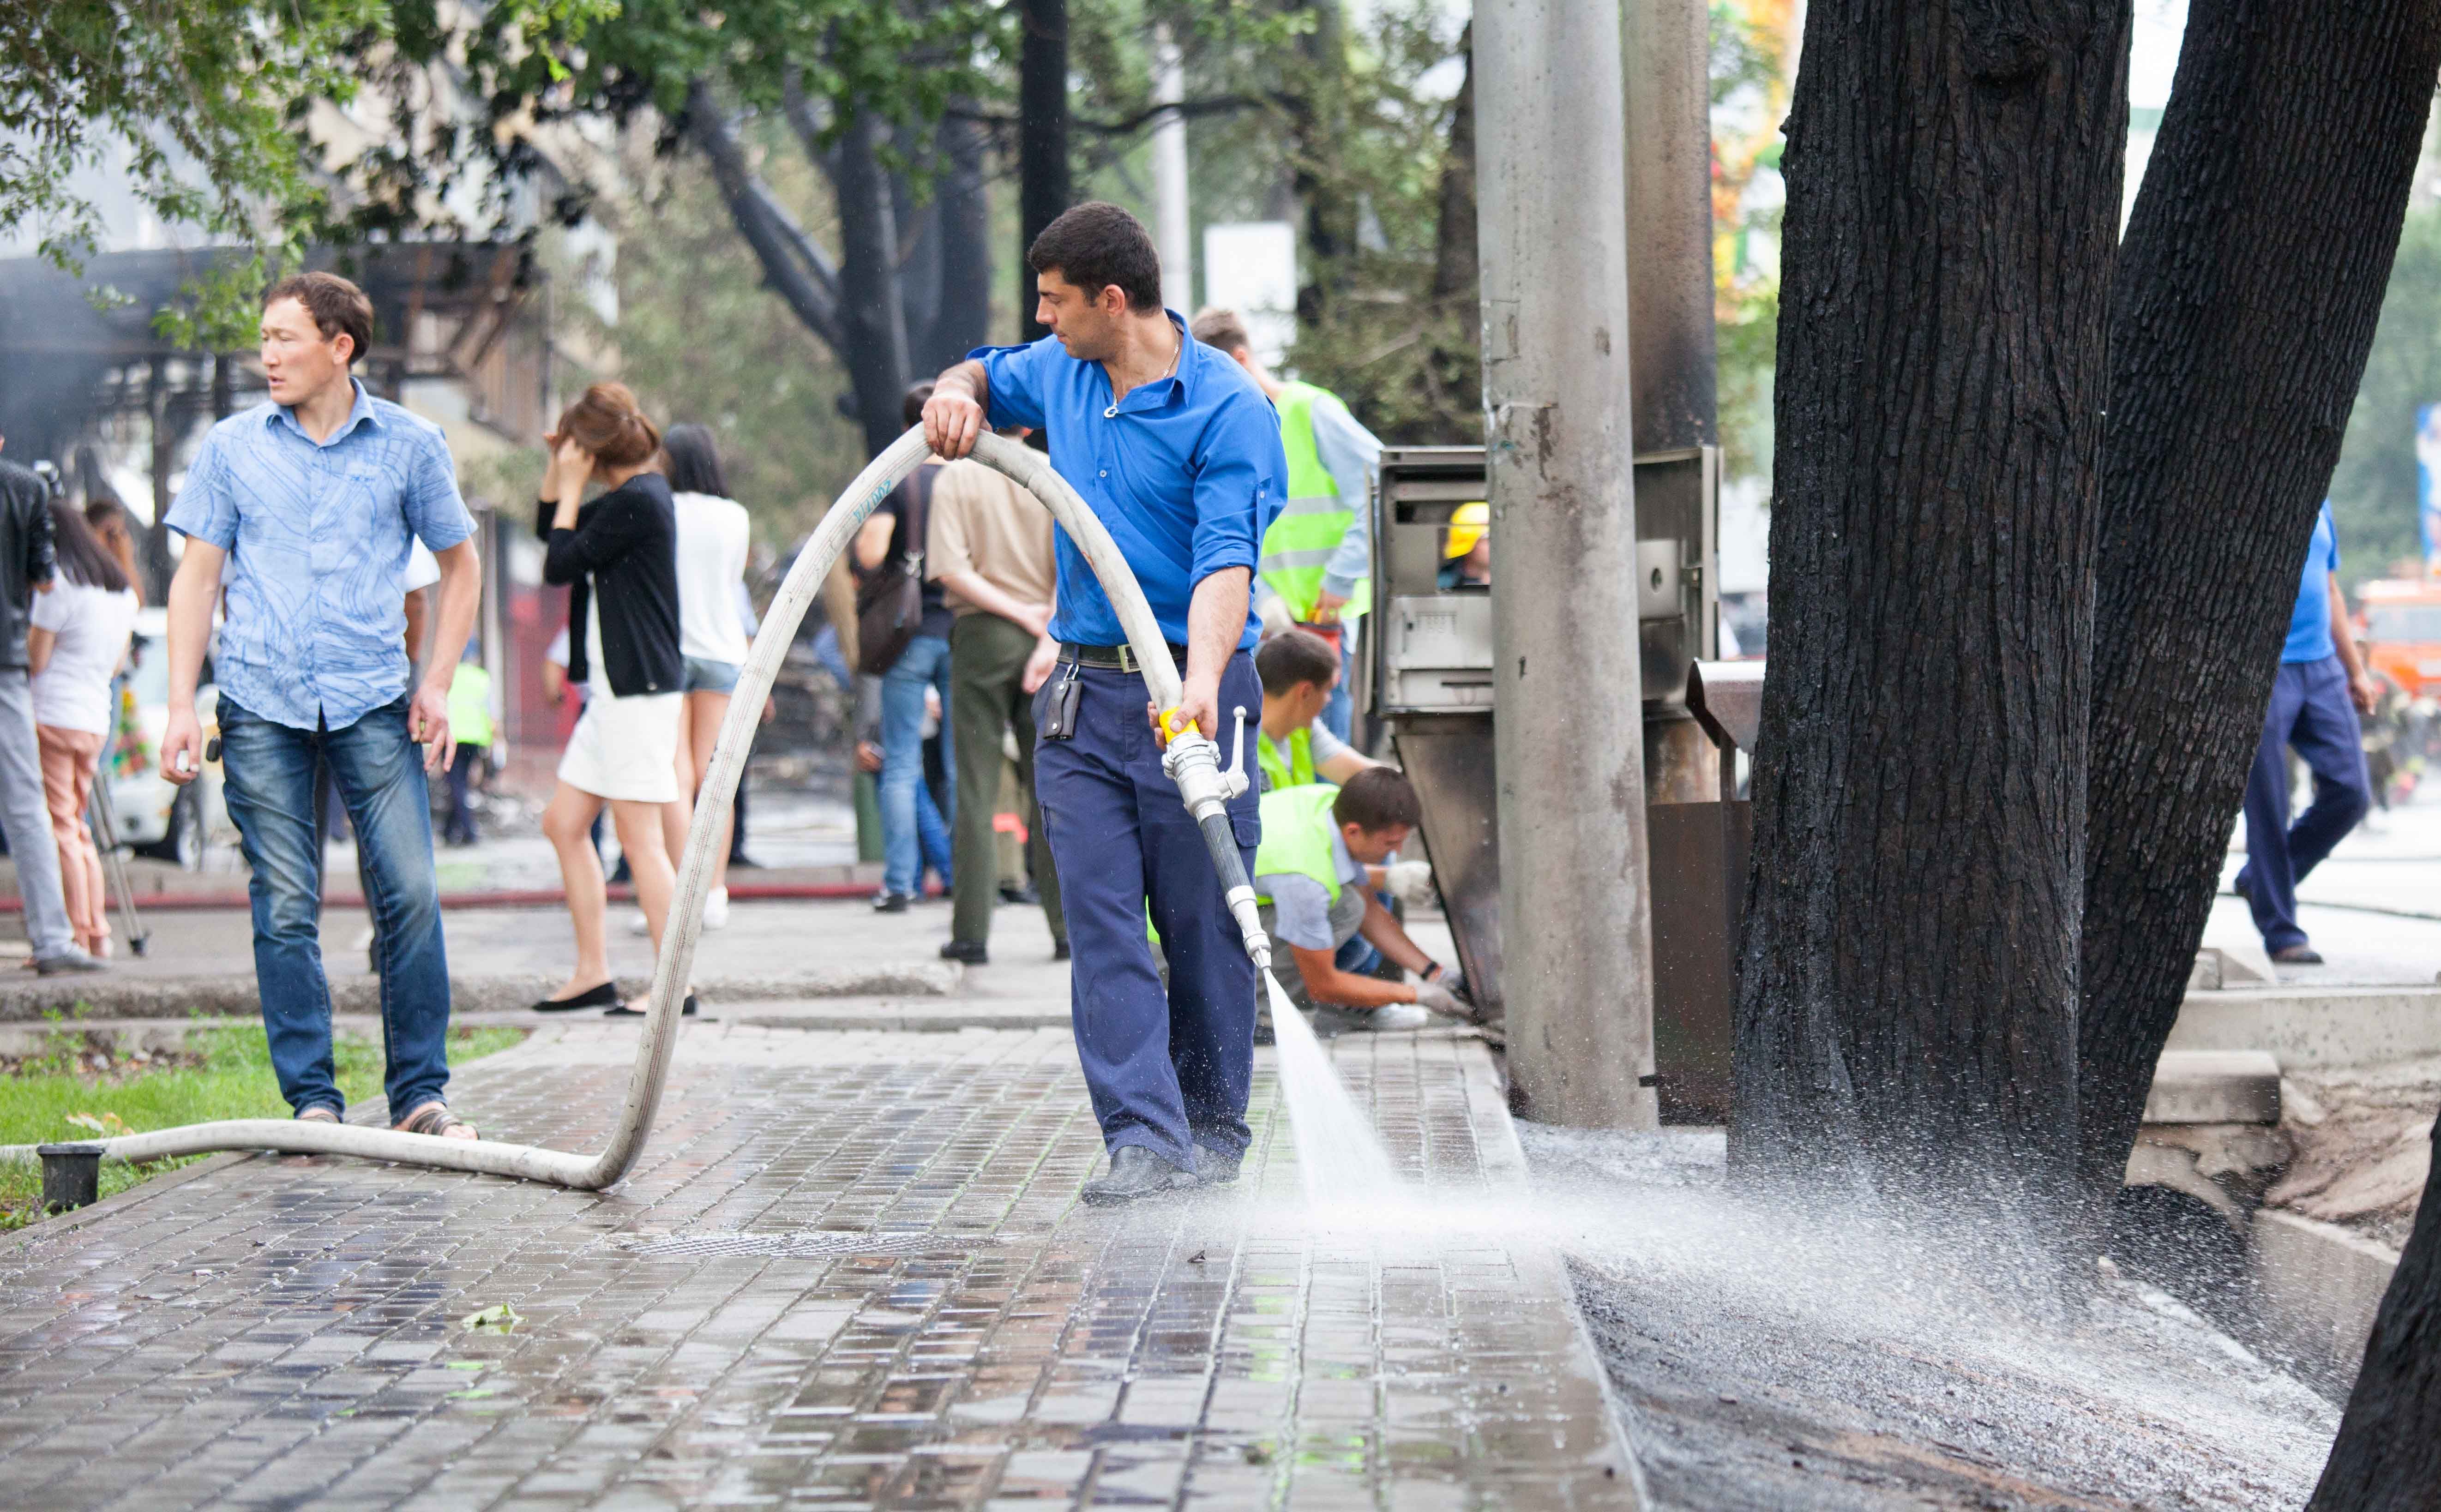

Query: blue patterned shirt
left=165, top=381, right=473, bottom=731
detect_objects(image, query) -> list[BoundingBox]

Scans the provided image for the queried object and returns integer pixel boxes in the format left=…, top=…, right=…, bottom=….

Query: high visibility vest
left=1252, top=783, right=1344, bottom=907
left=1257, top=724, right=1318, bottom=792
left=1261, top=382, right=1370, bottom=624
left=448, top=663, right=494, bottom=749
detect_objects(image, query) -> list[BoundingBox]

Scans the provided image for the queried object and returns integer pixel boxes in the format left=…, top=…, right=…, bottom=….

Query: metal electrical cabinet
left=1368, top=444, right=1746, bottom=1122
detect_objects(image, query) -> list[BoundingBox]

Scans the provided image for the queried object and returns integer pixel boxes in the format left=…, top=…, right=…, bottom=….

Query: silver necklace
left=1105, top=332, right=1182, bottom=419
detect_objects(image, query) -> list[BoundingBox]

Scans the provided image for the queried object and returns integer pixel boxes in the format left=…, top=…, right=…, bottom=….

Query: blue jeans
left=880, top=634, right=956, bottom=897
left=217, top=695, right=452, bottom=1119
left=1034, top=651, right=1263, bottom=1170
left=2233, top=655, right=2371, bottom=954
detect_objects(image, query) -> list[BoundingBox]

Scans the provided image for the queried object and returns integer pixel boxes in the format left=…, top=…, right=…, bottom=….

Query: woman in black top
left=534, top=383, right=692, bottom=1016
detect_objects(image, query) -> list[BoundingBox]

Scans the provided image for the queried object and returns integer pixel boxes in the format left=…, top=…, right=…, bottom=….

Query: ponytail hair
left=554, top=382, right=662, bottom=469
left=48, top=499, right=131, bottom=594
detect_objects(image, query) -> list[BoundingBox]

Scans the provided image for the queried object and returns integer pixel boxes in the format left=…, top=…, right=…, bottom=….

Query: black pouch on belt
left=1041, top=659, right=1083, bottom=742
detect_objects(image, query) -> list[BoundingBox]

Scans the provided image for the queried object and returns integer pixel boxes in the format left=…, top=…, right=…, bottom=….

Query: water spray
left=1, top=428, right=1273, bottom=1190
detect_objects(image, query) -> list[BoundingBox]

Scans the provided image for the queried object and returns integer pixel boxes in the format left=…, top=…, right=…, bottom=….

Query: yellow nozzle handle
left=1158, top=706, right=1196, bottom=745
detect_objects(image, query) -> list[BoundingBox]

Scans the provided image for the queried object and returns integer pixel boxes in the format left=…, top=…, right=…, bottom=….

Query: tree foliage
left=2328, top=201, right=2441, bottom=586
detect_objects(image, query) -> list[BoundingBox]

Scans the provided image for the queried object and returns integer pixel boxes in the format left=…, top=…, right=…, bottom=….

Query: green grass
left=0, top=1023, right=526, bottom=1230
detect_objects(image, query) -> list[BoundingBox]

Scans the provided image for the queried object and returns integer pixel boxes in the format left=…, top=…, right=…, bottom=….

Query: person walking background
left=0, top=433, right=101, bottom=975
left=923, top=202, right=1285, bottom=1206
left=855, top=385, right=956, bottom=911
left=532, top=383, right=691, bottom=1016
left=442, top=647, right=492, bottom=847
left=27, top=500, right=138, bottom=959
left=161, top=271, right=480, bottom=1135
left=927, top=416, right=1067, bottom=964
left=2233, top=500, right=2380, bottom=965
left=1191, top=307, right=1381, bottom=743
left=646, top=423, right=751, bottom=928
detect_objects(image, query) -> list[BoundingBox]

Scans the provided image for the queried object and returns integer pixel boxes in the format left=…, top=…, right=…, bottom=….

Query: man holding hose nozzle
left=924, top=203, right=1285, bottom=1207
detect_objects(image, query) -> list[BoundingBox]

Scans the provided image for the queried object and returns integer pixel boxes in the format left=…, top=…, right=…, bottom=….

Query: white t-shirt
left=672, top=491, right=752, bottom=665
left=404, top=539, right=441, bottom=593
left=30, top=580, right=140, bottom=733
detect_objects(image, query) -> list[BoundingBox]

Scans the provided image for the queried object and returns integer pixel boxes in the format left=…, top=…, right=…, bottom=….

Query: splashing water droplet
left=1263, top=974, right=1398, bottom=1205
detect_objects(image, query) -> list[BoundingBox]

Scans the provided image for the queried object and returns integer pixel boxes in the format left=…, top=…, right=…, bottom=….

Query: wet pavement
left=0, top=1024, right=1635, bottom=1510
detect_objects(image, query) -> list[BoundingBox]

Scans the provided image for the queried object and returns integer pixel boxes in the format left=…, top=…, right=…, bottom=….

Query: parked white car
left=102, top=607, right=228, bottom=869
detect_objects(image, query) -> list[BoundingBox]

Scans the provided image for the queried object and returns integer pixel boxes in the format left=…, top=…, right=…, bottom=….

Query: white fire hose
left=3, top=428, right=1272, bottom=1191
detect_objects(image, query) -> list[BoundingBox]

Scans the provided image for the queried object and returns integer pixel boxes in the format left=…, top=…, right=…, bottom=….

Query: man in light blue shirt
left=2233, top=502, right=2380, bottom=964
left=924, top=202, right=1287, bottom=1206
left=162, top=272, right=483, bottom=1139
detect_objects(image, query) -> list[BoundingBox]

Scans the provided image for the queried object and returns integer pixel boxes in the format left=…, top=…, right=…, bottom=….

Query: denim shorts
left=682, top=656, right=742, bottom=694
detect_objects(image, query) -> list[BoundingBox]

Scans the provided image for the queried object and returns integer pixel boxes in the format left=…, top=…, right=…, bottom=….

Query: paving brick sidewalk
left=0, top=1024, right=1636, bottom=1510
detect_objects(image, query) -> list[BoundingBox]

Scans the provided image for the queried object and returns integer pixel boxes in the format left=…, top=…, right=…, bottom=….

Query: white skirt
left=558, top=689, right=683, bottom=803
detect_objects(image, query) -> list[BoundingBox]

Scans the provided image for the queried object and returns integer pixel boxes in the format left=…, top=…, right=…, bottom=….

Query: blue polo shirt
left=973, top=314, right=1286, bottom=651
left=2284, top=502, right=2342, bottom=663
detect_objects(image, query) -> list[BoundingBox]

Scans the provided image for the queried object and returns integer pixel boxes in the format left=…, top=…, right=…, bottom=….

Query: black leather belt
left=1058, top=642, right=1189, bottom=674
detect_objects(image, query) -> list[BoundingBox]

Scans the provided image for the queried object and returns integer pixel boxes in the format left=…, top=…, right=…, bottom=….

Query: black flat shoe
left=1080, top=1146, right=1196, bottom=1207
left=603, top=995, right=699, bottom=1018
left=533, top=981, right=618, bottom=1013
left=1052, top=940, right=1070, bottom=962
left=939, top=939, right=988, bottom=964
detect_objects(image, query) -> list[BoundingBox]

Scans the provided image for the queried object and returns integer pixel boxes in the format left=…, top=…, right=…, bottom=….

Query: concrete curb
left=2250, top=1208, right=2400, bottom=1389
left=1, top=961, right=965, bottom=1020
left=2169, top=984, right=2441, bottom=1069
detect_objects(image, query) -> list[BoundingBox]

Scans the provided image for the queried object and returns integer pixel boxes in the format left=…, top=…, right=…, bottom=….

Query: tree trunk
left=1730, top=0, right=2127, bottom=1215
left=929, top=110, right=993, bottom=360
left=2076, top=0, right=2441, bottom=1215
left=1017, top=0, right=1070, bottom=343
left=1429, top=25, right=1476, bottom=306
left=2308, top=1116, right=2441, bottom=1508
left=818, top=108, right=914, bottom=458
left=1289, top=0, right=1354, bottom=326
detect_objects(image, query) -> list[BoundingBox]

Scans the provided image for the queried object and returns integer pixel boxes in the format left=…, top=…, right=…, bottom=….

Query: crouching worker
left=1256, top=767, right=1467, bottom=1034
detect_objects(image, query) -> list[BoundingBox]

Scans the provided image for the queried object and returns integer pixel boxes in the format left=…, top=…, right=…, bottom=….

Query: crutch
left=86, top=776, right=150, bottom=957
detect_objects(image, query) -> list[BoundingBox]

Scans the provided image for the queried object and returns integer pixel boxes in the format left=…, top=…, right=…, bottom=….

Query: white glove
left=1438, top=968, right=1470, bottom=1005
left=1414, top=980, right=1464, bottom=1016
left=1383, top=859, right=1438, bottom=909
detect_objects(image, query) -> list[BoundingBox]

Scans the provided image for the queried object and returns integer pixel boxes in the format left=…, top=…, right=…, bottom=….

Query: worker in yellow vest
left=1255, top=768, right=1467, bottom=1035
left=441, top=652, right=493, bottom=846
left=1191, top=308, right=1381, bottom=743
left=1254, top=629, right=1379, bottom=793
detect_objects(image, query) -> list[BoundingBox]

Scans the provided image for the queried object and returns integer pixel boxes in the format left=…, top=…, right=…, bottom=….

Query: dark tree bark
left=1017, top=0, right=1070, bottom=342
left=1730, top=0, right=2128, bottom=1212
left=684, top=80, right=847, bottom=354
left=927, top=111, right=993, bottom=364
left=1288, top=0, right=1355, bottom=326
left=2077, top=0, right=2441, bottom=1216
left=2309, top=1117, right=2441, bottom=1508
left=808, top=103, right=915, bottom=457
left=1429, top=26, right=1475, bottom=307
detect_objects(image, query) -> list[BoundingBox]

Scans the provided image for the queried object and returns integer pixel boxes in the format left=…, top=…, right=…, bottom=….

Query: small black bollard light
left=37, top=1143, right=104, bottom=1213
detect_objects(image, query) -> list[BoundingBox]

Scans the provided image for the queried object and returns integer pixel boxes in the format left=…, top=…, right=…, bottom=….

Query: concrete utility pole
left=1151, top=25, right=1193, bottom=314
left=1474, top=0, right=1657, bottom=1128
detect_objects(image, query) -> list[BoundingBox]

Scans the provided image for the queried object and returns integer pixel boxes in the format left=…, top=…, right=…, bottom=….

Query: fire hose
left=2, top=428, right=1273, bottom=1191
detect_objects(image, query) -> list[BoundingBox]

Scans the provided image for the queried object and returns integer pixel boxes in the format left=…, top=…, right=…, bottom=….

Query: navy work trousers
left=2234, top=654, right=2370, bottom=954
left=1034, top=651, right=1263, bottom=1171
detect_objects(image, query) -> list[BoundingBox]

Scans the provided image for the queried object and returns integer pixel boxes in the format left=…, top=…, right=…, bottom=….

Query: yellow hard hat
left=1444, top=502, right=1489, bottom=560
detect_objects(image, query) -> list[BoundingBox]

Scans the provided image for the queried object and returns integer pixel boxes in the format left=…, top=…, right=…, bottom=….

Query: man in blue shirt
left=2234, top=502, right=2379, bottom=964
left=161, top=273, right=484, bottom=1139
left=924, top=202, right=1286, bottom=1205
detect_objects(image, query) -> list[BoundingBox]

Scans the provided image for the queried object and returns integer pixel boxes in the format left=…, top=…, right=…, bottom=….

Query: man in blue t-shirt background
left=2233, top=501, right=2380, bottom=964
left=923, top=202, right=1287, bottom=1206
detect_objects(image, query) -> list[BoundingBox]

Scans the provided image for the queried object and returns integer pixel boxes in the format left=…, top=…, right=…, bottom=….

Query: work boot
left=1194, top=1148, right=1244, bottom=1187
left=1080, top=1146, right=1195, bottom=1207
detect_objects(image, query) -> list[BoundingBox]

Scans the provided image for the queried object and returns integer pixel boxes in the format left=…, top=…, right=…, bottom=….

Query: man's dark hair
left=1028, top=202, right=1162, bottom=313
left=261, top=271, right=375, bottom=364
left=1257, top=628, right=1340, bottom=695
left=902, top=381, right=935, bottom=429
left=660, top=423, right=730, bottom=498
left=1333, top=767, right=1421, bottom=833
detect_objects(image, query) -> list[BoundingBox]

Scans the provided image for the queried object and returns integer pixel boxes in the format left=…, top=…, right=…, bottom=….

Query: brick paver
left=0, top=1024, right=1637, bottom=1509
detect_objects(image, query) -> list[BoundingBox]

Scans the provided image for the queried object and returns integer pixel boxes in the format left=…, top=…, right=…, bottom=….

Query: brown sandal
left=394, top=1102, right=479, bottom=1140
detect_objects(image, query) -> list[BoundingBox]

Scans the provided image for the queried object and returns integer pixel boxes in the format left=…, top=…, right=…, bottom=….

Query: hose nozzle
left=1163, top=714, right=1269, bottom=970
